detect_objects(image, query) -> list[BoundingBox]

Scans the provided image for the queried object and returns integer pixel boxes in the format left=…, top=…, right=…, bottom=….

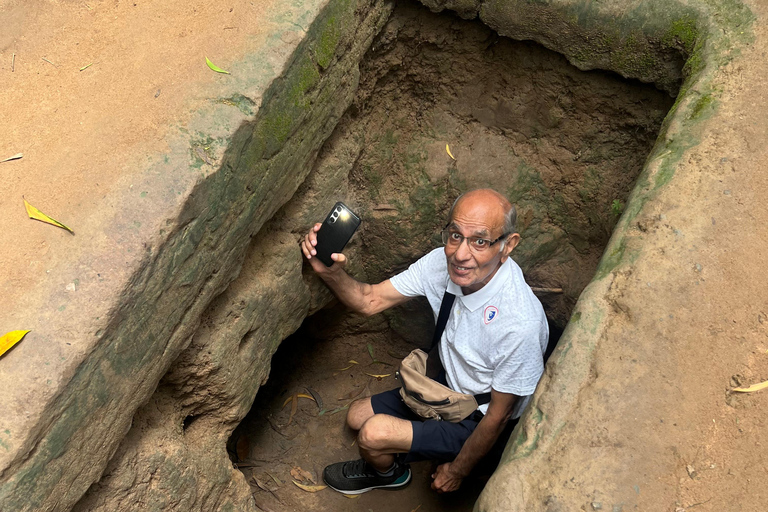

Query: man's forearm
left=450, top=415, right=509, bottom=476
left=318, top=268, right=378, bottom=315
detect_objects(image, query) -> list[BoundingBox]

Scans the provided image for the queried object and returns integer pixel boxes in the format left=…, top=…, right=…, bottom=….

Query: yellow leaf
left=296, top=393, right=316, bottom=402
left=365, top=372, right=392, bottom=379
left=287, top=393, right=298, bottom=426
left=205, top=56, right=230, bottom=74
left=0, top=330, right=30, bottom=358
left=292, top=481, right=327, bottom=492
left=348, top=360, right=359, bottom=365
left=733, top=380, right=768, bottom=393
left=446, top=144, right=455, bottom=160
left=24, top=198, right=74, bottom=234
left=344, top=494, right=360, bottom=499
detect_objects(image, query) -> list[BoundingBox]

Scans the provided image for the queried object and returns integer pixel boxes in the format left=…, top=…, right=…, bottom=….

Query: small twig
left=530, top=287, right=564, bottom=294
left=42, top=57, right=57, bottom=67
left=686, top=497, right=712, bottom=509
left=11, top=53, right=15, bottom=72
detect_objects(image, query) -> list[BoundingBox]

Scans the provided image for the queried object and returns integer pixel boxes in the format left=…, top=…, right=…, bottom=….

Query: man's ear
left=500, top=233, right=521, bottom=261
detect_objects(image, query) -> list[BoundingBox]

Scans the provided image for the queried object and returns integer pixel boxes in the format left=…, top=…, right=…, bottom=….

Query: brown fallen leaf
left=292, top=480, right=326, bottom=493
left=253, top=473, right=278, bottom=493
left=290, top=466, right=316, bottom=484
left=305, top=387, right=323, bottom=411
left=411, top=505, right=422, bottom=512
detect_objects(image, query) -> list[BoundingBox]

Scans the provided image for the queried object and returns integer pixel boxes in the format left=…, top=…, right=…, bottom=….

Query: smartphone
left=315, top=202, right=361, bottom=267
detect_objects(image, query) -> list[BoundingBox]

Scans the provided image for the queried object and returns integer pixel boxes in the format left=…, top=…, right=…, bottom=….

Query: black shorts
left=370, top=387, right=518, bottom=469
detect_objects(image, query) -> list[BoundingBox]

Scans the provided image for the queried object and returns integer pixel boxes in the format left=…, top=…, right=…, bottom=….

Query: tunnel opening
left=226, top=1, right=676, bottom=510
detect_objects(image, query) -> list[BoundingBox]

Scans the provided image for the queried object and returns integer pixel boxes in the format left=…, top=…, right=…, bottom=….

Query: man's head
left=443, top=189, right=520, bottom=294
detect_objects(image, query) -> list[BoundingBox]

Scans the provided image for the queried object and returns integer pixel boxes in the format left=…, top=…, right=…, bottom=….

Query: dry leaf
left=365, top=373, right=392, bottom=379
left=290, top=466, right=316, bottom=484
left=446, top=144, right=455, bottom=160
left=0, top=153, right=22, bottom=163
left=344, top=494, right=360, bottom=499
left=292, top=481, right=326, bottom=493
left=336, top=360, right=359, bottom=372
left=411, top=505, right=422, bottom=512
left=206, top=56, right=230, bottom=74
left=254, top=473, right=278, bottom=493
left=287, top=393, right=298, bottom=426
left=733, top=380, right=768, bottom=393
left=282, top=393, right=315, bottom=408
left=23, top=198, right=74, bottom=234
left=0, top=330, right=30, bottom=358
left=305, top=387, right=323, bottom=410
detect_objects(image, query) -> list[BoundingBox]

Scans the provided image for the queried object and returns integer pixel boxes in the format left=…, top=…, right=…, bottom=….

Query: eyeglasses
left=441, top=228, right=509, bottom=252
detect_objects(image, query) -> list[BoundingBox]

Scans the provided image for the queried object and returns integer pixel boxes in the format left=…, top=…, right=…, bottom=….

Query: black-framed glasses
left=441, top=228, right=509, bottom=252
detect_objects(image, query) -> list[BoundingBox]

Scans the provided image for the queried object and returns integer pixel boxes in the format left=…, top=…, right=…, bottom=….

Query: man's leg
left=347, top=396, right=413, bottom=471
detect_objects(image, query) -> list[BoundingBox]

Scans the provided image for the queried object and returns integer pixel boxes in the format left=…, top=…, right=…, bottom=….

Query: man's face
left=444, top=196, right=519, bottom=294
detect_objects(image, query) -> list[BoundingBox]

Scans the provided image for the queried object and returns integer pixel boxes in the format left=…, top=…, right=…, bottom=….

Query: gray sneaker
left=323, top=458, right=411, bottom=494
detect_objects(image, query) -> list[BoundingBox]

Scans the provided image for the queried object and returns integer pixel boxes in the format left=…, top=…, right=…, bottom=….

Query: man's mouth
left=452, top=264, right=473, bottom=273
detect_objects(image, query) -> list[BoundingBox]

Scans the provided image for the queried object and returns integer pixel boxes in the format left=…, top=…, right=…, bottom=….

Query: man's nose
left=454, top=237, right=472, bottom=260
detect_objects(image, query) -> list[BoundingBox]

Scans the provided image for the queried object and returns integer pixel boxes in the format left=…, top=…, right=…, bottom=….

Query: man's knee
left=358, top=414, right=401, bottom=451
left=346, top=397, right=374, bottom=431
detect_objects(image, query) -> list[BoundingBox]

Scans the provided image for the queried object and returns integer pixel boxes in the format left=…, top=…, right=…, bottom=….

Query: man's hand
left=301, top=222, right=347, bottom=275
left=431, top=462, right=464, bottom=493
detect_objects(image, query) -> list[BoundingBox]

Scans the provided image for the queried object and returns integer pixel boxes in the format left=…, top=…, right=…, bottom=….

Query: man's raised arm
left=301, top=222, right=410, bottom=316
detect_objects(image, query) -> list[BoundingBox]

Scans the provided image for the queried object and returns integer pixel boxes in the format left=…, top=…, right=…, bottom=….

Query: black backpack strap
left=429, top=291, right=493, bottom=407
left=474, top=392, right=492, bottom=405
left=430, top=291, right=456, bottom=351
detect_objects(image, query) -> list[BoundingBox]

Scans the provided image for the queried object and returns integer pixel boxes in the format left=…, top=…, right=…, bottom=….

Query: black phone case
left=315, top=202, right=361, bottom=267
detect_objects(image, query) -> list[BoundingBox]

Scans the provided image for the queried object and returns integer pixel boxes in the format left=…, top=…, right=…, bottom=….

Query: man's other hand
left=431, top=462, right=464, bottom=493
left=301, top=222, right=347, bottom=274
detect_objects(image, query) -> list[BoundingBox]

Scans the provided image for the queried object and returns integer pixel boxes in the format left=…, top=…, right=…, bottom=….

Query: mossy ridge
left=0, top=1, right=396, bottom=509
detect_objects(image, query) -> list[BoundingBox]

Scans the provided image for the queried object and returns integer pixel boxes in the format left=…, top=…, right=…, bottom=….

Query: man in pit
left=301, top=188, right=548, bottom=494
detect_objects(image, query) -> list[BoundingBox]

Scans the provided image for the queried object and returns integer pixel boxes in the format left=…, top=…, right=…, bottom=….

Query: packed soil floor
left=229, top=317, right=487, bottom=512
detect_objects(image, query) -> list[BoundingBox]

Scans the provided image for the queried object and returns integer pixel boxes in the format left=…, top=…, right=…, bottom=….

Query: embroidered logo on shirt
left=484, top=306, right=499, bottom=324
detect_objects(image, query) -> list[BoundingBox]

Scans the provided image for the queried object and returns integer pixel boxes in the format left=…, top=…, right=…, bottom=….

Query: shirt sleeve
left=490, top=321, right=546, bottom=396
left=388, top=248, right=442, bottom=298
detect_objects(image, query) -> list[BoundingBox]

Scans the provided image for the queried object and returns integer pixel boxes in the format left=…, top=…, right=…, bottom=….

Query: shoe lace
left=343, top=459, right=374, bottom=478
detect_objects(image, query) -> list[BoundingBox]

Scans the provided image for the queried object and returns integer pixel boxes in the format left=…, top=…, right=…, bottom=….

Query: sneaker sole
left=325, top=469, right=412, bottom=495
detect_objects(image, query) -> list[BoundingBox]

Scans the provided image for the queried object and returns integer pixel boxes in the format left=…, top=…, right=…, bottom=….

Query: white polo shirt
left=389, top=248, right=549, bottom=418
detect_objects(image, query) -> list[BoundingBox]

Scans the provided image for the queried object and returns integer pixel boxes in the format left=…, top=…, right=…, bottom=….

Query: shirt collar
left=446, top=259, right=512, bottom=312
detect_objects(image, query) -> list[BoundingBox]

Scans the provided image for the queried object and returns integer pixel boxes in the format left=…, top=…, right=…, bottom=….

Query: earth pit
left=222, top=2, right=675, bottom=511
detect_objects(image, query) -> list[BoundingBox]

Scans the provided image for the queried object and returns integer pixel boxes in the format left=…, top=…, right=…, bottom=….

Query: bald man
left=302, top=189, right=549, bottom=494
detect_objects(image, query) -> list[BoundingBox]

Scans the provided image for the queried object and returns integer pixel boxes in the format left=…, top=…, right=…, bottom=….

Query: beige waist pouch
left=396, top=349, right=481, bottom=423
